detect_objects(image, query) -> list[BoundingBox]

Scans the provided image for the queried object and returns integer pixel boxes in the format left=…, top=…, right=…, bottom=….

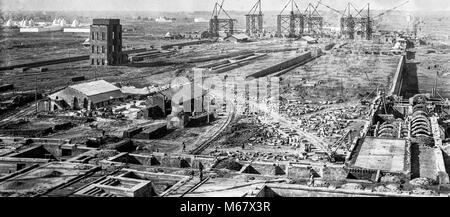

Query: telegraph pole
left=207, top=98, right=210, bottom=124
left=35, top=72, right=38, bottom=116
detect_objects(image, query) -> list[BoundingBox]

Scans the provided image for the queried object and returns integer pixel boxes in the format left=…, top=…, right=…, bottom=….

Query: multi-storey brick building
left=90, top=19, right=123, bottom=66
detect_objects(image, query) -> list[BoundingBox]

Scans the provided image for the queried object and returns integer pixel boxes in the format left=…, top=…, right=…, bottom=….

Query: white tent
left=71, top=19, right=80, bottom=27
left=59, top=19, right=67, bottom=27
left=19, top=19, right=26, bottom=27
left=5, top=19, right=13, bottom=27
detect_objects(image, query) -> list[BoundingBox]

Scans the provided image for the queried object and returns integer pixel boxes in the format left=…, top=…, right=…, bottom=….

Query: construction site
left=0, top=0, right=450, bottom=197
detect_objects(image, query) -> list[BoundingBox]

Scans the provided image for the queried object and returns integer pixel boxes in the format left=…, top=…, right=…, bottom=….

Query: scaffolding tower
left=209, top=1, right=237, bottom=37
left=245, top=0, right=264, bottom=37
left=304, top=1, right=323, bottom=36
left=276, top=0, right=304, bottom=38
left=339, top=3, right=372, bottom=40
left=317, top=0, right=409, bottom=40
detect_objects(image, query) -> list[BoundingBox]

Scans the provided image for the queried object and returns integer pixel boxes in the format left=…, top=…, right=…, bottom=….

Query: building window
left=102, top=59, right=105, bottom=65
left=112, top=31, right=115, bottom=39
left=91, top=45, right=94, bottom=53
left=101, top=32, right=105, bottom=40
left=97, top=59, right=100, bottom=65
left=91, top=59, right=94, bottom=65
left=102, top=46, right=105, bottom=53
left=96, top=32, right=99, bottom=40
left=91, top=32, right=94, bottom=40
left=96, top=46, right=99, bottom=54
left=61, top=149, right=72, bottom=157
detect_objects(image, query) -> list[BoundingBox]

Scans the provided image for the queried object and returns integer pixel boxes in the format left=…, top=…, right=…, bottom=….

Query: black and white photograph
left=0, top=0, right=450, bottom=205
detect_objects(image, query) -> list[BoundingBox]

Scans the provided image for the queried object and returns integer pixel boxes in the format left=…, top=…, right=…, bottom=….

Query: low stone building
left=49, top=80, right=124, bottom=111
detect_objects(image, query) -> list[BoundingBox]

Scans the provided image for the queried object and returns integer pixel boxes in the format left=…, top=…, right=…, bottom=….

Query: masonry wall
left=320, top=165, right=348, bottom=181
left=244, top=162, right=288, bottom=176
left=389, top=55, right=406, bottom=96
left=9, top=145, right=53, bottom=159
left=246, top=52, right=312, bottom=78
left=287, top=164, right=312, bottom=180
left=0, top=163, right=19, bottom=175
left=90, top=21, right=122, bottom=66
left=52, top=87, right=90, bottom=110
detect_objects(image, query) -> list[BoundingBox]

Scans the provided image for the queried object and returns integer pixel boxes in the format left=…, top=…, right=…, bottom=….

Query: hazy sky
left=1, top=0, right=449, bottom=12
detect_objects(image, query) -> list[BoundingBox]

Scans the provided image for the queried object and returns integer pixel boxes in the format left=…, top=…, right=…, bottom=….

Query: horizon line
left=2, top=9, right=450, bottom=13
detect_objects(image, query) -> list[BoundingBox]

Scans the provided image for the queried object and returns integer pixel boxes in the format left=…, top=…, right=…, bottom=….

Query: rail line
left=189, top=102, right=236, bottom=155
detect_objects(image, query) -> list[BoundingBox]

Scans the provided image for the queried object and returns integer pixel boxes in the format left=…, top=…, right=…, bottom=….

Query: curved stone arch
left=411, top=118, right=429, bottom=125
left=412, top=129, right=430, bottom=136
left=73, top=97, right=79, bottom=110
left=411, top=122, right=430, bottom=130
left=379, top=124, right=395, bottom=130
left=414, top=133, right=430, bottom=138
left=83, top=98, right=89, bottom=110
left=411, top=124, right=430, bottom=132
left=411, top=116, right=430, bottom=125
left=411, top=125, right=431, bottom=133
left=378, top=128, right=394, bottom=136
left=412, top=110, right=428, bottom=118
left=378, top=133, right=395, bottom=138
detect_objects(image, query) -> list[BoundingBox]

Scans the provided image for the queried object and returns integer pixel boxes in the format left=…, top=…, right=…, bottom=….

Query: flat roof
left=69, top=80, right=120, bottom=96
left=92, top=19, right=120, bottom=25
left=353, top=137, right=406, bottom=172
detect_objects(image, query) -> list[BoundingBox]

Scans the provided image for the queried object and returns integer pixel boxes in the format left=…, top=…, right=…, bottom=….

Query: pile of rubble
left=210, top=149, right=305, bottom=162
left=280, top=101, right=326, bottom=117
left=409, top=177, right=435, bottom=187
left=295, top=106, right=366, bottom=139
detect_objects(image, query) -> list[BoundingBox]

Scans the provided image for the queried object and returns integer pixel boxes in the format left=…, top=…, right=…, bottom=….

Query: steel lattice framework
left=304, top=1, right=324, bottom=36
left=276, top=0, right=304, bottom=38
left=245, top=0, right=264, bottom=37
left=339, top=3, right=372, bottom=40
left=209, top=1, right=237, bottom=37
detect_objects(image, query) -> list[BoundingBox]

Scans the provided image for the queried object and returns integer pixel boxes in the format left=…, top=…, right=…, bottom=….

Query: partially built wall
left=389, top=55, right=406, bottom=96
left=246, top=51, right=313, bottom=79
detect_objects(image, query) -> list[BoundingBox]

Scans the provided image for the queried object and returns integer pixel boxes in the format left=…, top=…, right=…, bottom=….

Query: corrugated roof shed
left=69, top=80, right=119, bottom=96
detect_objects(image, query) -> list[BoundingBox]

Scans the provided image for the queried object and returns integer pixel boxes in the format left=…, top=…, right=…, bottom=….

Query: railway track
left=189, top=104, right=236, bottom=155
left=0, top=103, right=36, bottom=127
